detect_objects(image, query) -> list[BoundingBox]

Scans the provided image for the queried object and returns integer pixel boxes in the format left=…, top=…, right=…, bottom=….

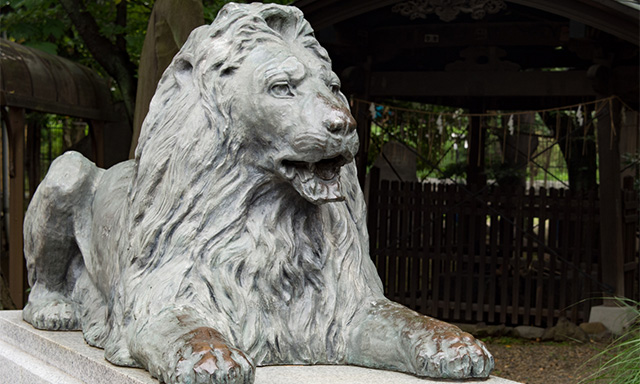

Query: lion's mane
left=109, top=3, right=382, bottom=366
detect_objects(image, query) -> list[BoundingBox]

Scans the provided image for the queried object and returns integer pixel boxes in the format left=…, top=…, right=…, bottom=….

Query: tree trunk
left=59, top=0, right=137, bottom=125
left=543, top=112, right=597, bottom=192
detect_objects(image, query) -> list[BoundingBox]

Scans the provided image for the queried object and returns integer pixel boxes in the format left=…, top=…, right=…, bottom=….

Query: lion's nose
left=323, top=102, right=357, bottom=135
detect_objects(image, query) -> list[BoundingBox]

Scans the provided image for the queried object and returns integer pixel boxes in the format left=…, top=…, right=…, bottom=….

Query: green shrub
left=580, top=298, right=640, bottom=384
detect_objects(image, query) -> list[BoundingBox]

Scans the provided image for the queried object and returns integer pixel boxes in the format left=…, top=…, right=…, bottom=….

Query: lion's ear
left=173, top=58, right=194, bottom=86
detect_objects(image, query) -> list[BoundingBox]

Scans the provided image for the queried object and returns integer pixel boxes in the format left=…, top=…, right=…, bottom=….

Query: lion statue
left=22, top=3, right=493, bottom=383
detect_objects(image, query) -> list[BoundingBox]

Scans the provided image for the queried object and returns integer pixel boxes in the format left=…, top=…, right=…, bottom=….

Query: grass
left=579, top=298, right=640, bottom=384
left=480, top=336, right=573, bottom=347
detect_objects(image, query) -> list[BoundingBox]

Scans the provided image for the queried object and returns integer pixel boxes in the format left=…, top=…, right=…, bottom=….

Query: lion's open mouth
left=281, top=155, right=350, bottom=204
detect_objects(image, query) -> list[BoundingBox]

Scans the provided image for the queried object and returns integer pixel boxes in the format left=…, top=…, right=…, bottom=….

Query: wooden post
left=354, top=102, right=371, bottom=190
left=7, top=107, right=25, bottom=308
left=343, top=60, right=371, bottom=192
left=596, top=97, right=625, bottom=300
left=90, top=120, right=105, bottom=168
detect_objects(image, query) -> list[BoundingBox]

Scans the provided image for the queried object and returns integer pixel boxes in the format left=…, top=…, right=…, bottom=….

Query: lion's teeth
left=284, top=166, right=296, bottom=179
left=300, top=168, right=314, bottom=182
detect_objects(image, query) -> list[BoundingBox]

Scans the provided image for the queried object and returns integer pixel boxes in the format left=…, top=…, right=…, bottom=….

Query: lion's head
left=134, top=2, right=358, bottom=207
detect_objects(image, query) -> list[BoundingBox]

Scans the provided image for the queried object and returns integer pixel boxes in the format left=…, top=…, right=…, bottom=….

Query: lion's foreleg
left=345, top=299, right=493, bottom=379
left=129, top=308, right=255, bottom=384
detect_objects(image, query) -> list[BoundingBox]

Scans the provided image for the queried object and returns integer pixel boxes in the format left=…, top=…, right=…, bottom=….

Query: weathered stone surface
left=468, top=323, right=512, bottom=338
left=542, top=318, right=589, bottom=343
left=579, top=322, right=607, bottom=335
left=20, top=3, right=493, bottom=383
left=0, top=311, right=520, bottom=384
left=579, top=322, right=612, bottom=342
left=513, top=325, right=545, bottom=340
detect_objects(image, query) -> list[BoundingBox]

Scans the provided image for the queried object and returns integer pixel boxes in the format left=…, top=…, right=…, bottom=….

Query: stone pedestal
left=589, top=305, right=636, bottom=335
left=0, top=310, right=519, bottom=384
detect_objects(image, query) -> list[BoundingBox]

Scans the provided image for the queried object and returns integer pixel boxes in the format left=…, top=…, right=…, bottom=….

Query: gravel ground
left=484, top=339, right=605, bottom=384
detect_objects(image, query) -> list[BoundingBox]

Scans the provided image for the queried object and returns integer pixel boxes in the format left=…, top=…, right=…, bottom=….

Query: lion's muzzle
left=281, top=150, right=353, bottom=205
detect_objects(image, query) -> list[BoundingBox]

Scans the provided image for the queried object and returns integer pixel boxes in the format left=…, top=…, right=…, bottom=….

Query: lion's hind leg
left=23, top=152, right=102, bottom=331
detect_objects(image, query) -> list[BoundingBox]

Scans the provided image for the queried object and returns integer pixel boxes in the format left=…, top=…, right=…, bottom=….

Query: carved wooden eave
left=392, top=0, right=507, bottom=23
left=295, top=0, right=639, bottom=45
left=369, top=70, right=597, bottom=98
left=0, top=38, right=113, bottom=121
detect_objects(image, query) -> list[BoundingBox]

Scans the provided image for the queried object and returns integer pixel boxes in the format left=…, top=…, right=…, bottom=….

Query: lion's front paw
left=171, top=327, right=255, bottom=384
left=23, top=297, right=79, bottom=330
left=413, top=329, right=494, bottom=379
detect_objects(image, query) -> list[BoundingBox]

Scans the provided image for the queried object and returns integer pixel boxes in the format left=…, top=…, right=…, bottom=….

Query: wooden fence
left=367, top=171, right=639, bottom=327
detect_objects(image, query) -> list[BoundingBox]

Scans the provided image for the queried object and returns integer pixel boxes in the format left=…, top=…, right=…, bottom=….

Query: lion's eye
left=270, top=82, right=294, bottom=98
left=329, top=83, right=340, bottom=95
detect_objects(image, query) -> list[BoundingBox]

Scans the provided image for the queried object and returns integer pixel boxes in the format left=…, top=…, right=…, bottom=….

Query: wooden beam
left=369, top=71, right=596, bottom=97
left=370, top=22, right=569, bottom=48
left=6, top=107, right=25, bottom=308
left=297, top=0, right=399, bottom=30
left=0, top=91, right=110, bottom=121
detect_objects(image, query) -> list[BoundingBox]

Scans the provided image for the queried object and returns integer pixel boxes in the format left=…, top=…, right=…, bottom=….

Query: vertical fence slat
left=488, top=202, right=499, bottom=324
left=499, top=192, right=511, bottom=324
left=431, top=184, right=444, bottom=318
left=397, top=182, right=408, bottom=306
left=523, top=187, right=535, bottom=325
left=571, top=193, right=582, bottom=323
left=537, top=187, right=549, bottom=326
left=476, top=188, right=488, bottom=323
left=454, top=186, right=465, bottom=321
left=559, top=189, right=570, bottom=321
left=465, top=187, right=477, bottom=322
left=388, top=181, right=400, bottom=302
left=420, top=183, right=431, bottom=314
left=544, top=188, right=556, bottom=326
left=511, top=187, right=524, bottom=324
left=443, top=185, right=455, bottom=320
left=368, top=167, right=380, bottom=274
left=409, top=182, right=421, bottom=311
left=378, top=179, right=390, bottom=295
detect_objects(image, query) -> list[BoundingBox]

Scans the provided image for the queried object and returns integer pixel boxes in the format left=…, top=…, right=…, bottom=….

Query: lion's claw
left=414, top=330, right=494, bottom=379
left=169, top=327, right=254, bottom=384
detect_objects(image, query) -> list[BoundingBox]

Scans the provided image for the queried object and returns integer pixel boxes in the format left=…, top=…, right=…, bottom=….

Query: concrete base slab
left=0, top=310, right=519, bottom=384
left=589, top=305, right=636, bottom=335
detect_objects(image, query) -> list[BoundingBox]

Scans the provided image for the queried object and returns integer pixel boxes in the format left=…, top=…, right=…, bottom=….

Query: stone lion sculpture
left=22, top=3, right=493, bottom=383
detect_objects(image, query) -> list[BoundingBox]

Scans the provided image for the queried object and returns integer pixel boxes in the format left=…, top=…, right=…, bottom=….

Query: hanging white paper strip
left=508, top=114, right=514, bottom=135
left=577, top=105, right=584, bottom=126
left=369, top=103, right=377, bottom=120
